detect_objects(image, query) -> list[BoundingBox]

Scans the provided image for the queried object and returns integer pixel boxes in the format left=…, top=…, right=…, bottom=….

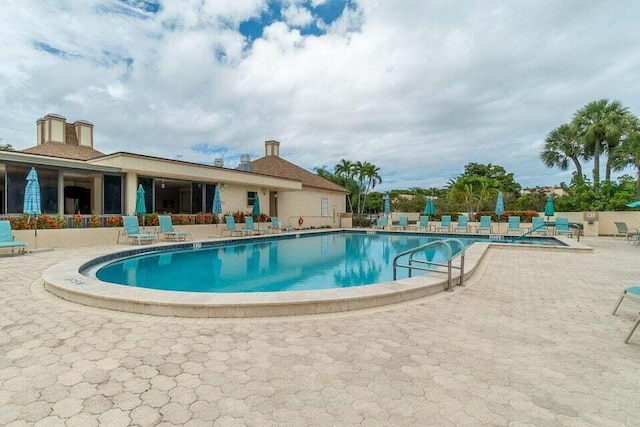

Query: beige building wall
left=218, top=184, right=270, bottom=217
left=277, top=188, right=346, bottom=228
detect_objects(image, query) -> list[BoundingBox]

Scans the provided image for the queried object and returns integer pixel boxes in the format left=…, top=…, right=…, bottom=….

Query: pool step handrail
left=507, top=222, right=546, bottom=243
left=393, top=239, right=465, bottom=292
left=441, top=238, right=466, bottom=287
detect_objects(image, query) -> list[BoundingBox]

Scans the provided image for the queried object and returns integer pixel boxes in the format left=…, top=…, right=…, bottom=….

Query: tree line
left=316, top=99, right=640, bottom=217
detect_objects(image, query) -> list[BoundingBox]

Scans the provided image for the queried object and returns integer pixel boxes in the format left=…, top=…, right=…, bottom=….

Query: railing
left=508, top=223, right=546, bottom=243
left=392, top=239, right=466, bottom=292
left=508, top=222, right=581, bottom=242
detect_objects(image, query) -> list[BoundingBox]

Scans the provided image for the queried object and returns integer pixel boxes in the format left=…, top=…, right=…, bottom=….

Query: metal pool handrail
left=442, top=238, right=466, bottom=288
left=392, top=239, right=466, bottom=292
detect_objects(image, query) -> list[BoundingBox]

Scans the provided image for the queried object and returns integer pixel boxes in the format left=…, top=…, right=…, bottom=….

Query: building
left=0, top=114, right=349, bottom=228
left=522, top=186, right=567, bottom=197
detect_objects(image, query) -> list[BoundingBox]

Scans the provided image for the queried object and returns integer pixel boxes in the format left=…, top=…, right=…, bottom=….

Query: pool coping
left=42, top=229, right=592, bottom=318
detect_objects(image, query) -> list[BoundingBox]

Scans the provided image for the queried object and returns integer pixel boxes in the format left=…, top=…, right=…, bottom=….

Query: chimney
left=39, top=113, right=67, bottom=145
left=265, top=140, right=280, bottom=157
left=73, top=120, right=94, bottom=148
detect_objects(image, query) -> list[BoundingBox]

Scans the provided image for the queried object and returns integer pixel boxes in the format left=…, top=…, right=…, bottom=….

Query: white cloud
left=1, top=0, right=640, bottom=190
left=282, top=5, right=314, bottom=28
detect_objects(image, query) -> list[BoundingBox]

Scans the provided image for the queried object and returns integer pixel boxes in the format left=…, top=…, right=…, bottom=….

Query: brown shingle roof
left=251, top=156, right=349, bottom=193
left=21, top=143, right=105, bottom=161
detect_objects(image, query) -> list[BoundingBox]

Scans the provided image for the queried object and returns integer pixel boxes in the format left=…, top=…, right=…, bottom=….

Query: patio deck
left=0, top=237, right=639, bottom=425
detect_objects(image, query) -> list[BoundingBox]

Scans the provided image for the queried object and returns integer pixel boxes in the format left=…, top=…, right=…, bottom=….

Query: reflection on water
left=97, top=233, right=462, bottom=293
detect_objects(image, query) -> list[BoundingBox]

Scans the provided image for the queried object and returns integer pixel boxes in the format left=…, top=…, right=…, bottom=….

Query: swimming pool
left=92, top=231, right=563, bottom=293
left=95, top=233, right=455, bottom=292
left=44, top=230, right=581, bottom=317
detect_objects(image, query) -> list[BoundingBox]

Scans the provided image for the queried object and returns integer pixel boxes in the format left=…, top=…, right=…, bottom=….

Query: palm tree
left=540, top=123, right=585, bottom=179
left=573, top=99, right=634, bottom=186
left=611, top=131, right=640, bottom=196
left=360, top=162, right=382, bottom=214
left=604, top=113, right=640, bottom=181
left=352, top=161, right=382, bottom=215
left=334, top=159, right=355, bottom=213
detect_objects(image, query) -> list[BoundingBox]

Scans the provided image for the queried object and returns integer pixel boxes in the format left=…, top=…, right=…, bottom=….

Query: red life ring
left=298, top=217, right=304, bottom=226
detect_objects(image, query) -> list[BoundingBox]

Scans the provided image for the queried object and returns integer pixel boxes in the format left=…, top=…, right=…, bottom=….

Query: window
left=6, top=165, right=58, bottom=214
left=103, top=175, right=122, bottom=214
left=321, top=197, right=329, bottom=217
left=247, top=191, right=257, bottom=206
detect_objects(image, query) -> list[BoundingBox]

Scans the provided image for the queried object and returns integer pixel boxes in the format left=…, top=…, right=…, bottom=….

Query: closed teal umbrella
left=626, top=200, right=640, bottom=208
left=135, top=184, right=146, bottom=227
left=423, top=197, right=436, bottom=219
left=495, top=192, right=505, bottom=218
left=383, top=193, right=391, bottom=216
left=23, top=168, right=41, bottom=246
left=544, top=195, right=555, bottom=220
left=212, top=185, right=223, bottom=223
left=135, top=184, right=147, bottom=215
left=252, top=195, right=261, bottom=218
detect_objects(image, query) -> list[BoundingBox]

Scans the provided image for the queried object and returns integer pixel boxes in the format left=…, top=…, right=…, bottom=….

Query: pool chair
left=269, top=217, right=292, bottom=233
left=118, top=216, right=157, bottom=245
left=158, top=215, right=192, bottom=242
left=554, top=217, right=573, bottom=237
left=454, top=216, right=469, bottom=233
left=436, top=215, right=451, bottom=232
left=506, top=216, right=523, bottom=235
left=392, top=216, right=409, bottom=230
left=531, top=217, right=547, bottom=236
left=245, top=217, right=265, bottom=235
left=613, top=222, right=639, bottom=242
left=416, top=216, right=430, bottom=232
left=0, top=220, right=27, bottom=254
left=225, top=216, right=251, bottom=237
left=373, top=216, right=388, bottom=230
left=476, top=216, right=492, bottom=234
left=612, top=286, right=640, bottom=343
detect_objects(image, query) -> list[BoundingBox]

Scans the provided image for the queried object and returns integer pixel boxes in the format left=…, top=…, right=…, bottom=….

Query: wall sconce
left=161, top=179, right=165, bottom=189
left=261, top=188, right=267, bottom=195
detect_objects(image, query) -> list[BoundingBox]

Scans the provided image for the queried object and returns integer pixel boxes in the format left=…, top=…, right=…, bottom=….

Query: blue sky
left=1, top=1, right=640, bottom=190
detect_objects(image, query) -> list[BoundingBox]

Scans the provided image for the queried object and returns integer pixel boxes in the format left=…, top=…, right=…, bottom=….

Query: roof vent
left=213, top=158, right=224, bottom=167
left=239, top=154, right=252, bottom=172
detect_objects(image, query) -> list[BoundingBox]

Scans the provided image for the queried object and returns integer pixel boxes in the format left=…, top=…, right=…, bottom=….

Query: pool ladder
left=392, top=238, right=466, bottom=292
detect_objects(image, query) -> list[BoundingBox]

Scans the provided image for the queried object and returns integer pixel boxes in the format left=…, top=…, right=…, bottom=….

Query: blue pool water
left=96, top=233, right=467, bottom=293
left=94, top=232, right=563, bottom=293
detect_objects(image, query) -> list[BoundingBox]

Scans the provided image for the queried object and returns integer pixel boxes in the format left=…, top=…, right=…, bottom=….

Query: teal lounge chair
left=531, top=217, right=547, bottom=236
left=436, top=215, right=451, bottom=232
left=392, top=216, right=408, bottom=230
left=506, top=216, right=522, bottom=235
left=454, top=216, right=469, bottom=233
left=373, top=216, right=388, bottom=229
left=269, top=217, right=292, bottom=233
left=158, top=215, right=191, bottom=241
left=555, top=217, right=572, bottom=237
left=612, top=286, right=640, bottom=343
left=118, top=216, right=157, bottom=245
left=245, top=217, right=265, bottom=235
left=0, top=220, right=27, bottom=254
left=225, top=216, right=251, bottom=237
left=416, top=216, right=430, bottom=232
left=476, top=216, right=492, bottom=234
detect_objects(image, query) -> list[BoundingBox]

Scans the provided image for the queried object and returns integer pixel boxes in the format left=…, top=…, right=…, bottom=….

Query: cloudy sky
left=1, top=0, right=639, bottom=190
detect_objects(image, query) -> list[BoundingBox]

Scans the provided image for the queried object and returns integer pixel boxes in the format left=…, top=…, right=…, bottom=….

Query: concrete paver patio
left=1, top=237, right=639, bottom=426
